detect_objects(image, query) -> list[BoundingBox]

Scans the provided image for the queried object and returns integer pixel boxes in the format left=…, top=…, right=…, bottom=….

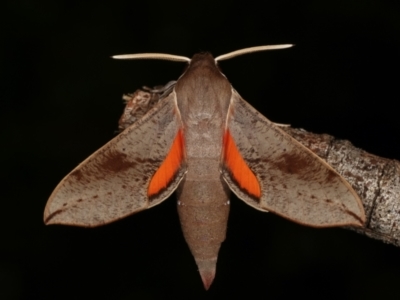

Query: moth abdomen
left=176, top=178, right=230, bottom=290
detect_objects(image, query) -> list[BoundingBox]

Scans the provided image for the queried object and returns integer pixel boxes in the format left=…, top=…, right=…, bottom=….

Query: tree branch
left=120, top=86, right=400, bottom=247
left=282, top=126, right=400, bottom=246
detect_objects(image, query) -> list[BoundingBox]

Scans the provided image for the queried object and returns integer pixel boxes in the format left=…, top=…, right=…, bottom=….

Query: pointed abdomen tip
left=200, top=270, right=215, bottom=290
left=196, top=259, right=217, bottom=290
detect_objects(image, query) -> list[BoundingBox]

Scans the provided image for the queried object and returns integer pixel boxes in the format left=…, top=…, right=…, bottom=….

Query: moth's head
left=186, top=52, right=217, bottom=71
left=111, top=44, right=294, bottom=65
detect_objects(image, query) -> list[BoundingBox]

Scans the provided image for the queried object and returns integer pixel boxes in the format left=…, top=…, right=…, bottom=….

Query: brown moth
left=44, top=45, right=365, bottom=290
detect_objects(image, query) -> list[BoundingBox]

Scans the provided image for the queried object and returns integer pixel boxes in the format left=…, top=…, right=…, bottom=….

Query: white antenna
left=215, top=44, right=294, bottom=61
left=112, top=53, right=190, bottom=62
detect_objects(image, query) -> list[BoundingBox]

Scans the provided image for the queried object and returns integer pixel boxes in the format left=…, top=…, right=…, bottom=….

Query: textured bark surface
left=127, top=86, right=400, bottom=248
left=282, top=127, right=400, bottom=246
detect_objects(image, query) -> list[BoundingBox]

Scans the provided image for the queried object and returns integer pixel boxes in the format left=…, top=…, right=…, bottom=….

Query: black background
left=3, top=1, right=400, bottom=299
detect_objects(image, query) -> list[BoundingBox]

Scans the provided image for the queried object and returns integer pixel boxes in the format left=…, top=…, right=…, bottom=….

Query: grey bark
left=120, top=86, right=400, bottom=247
left=282, top=126, right=400, bottom=246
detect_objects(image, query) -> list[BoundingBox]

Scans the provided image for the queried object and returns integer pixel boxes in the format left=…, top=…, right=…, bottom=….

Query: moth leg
left=272, top=122, right=291, bottom=127
left=143, top=80, right=177, bottom=97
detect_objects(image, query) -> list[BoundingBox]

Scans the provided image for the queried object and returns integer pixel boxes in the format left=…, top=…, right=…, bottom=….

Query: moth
left=44, top=45, right=365, bottom=290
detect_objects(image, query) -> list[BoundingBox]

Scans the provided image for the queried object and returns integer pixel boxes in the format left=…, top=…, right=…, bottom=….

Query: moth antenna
left=112, top=53, right=190, bottom=62
left=215, top=44, right=294, bottom=61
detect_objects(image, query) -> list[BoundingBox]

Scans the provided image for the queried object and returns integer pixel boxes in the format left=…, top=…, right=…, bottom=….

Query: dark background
left=3, top=1, right=400, bottom=299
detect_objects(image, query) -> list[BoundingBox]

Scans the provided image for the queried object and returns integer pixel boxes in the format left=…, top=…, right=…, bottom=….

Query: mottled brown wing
left=44, top=91, right=186, bottom=227
left=221, top=89, right=365, bottom=227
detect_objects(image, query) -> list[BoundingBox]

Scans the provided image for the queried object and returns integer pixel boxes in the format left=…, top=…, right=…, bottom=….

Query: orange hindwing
left=223, top=129, right=261, bottom=198
left=148, top=129, right=185, bottom=197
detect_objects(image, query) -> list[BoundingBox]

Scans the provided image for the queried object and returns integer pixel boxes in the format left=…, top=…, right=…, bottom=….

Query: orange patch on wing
left=223, top=130, right=261, bottom=198
left=148, top=129, right=185, bottom=197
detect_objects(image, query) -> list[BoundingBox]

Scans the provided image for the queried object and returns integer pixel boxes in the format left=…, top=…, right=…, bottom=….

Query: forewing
left=44, top=91, right=186, bottom=227
left=221, top=89, right=365, bottom=227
